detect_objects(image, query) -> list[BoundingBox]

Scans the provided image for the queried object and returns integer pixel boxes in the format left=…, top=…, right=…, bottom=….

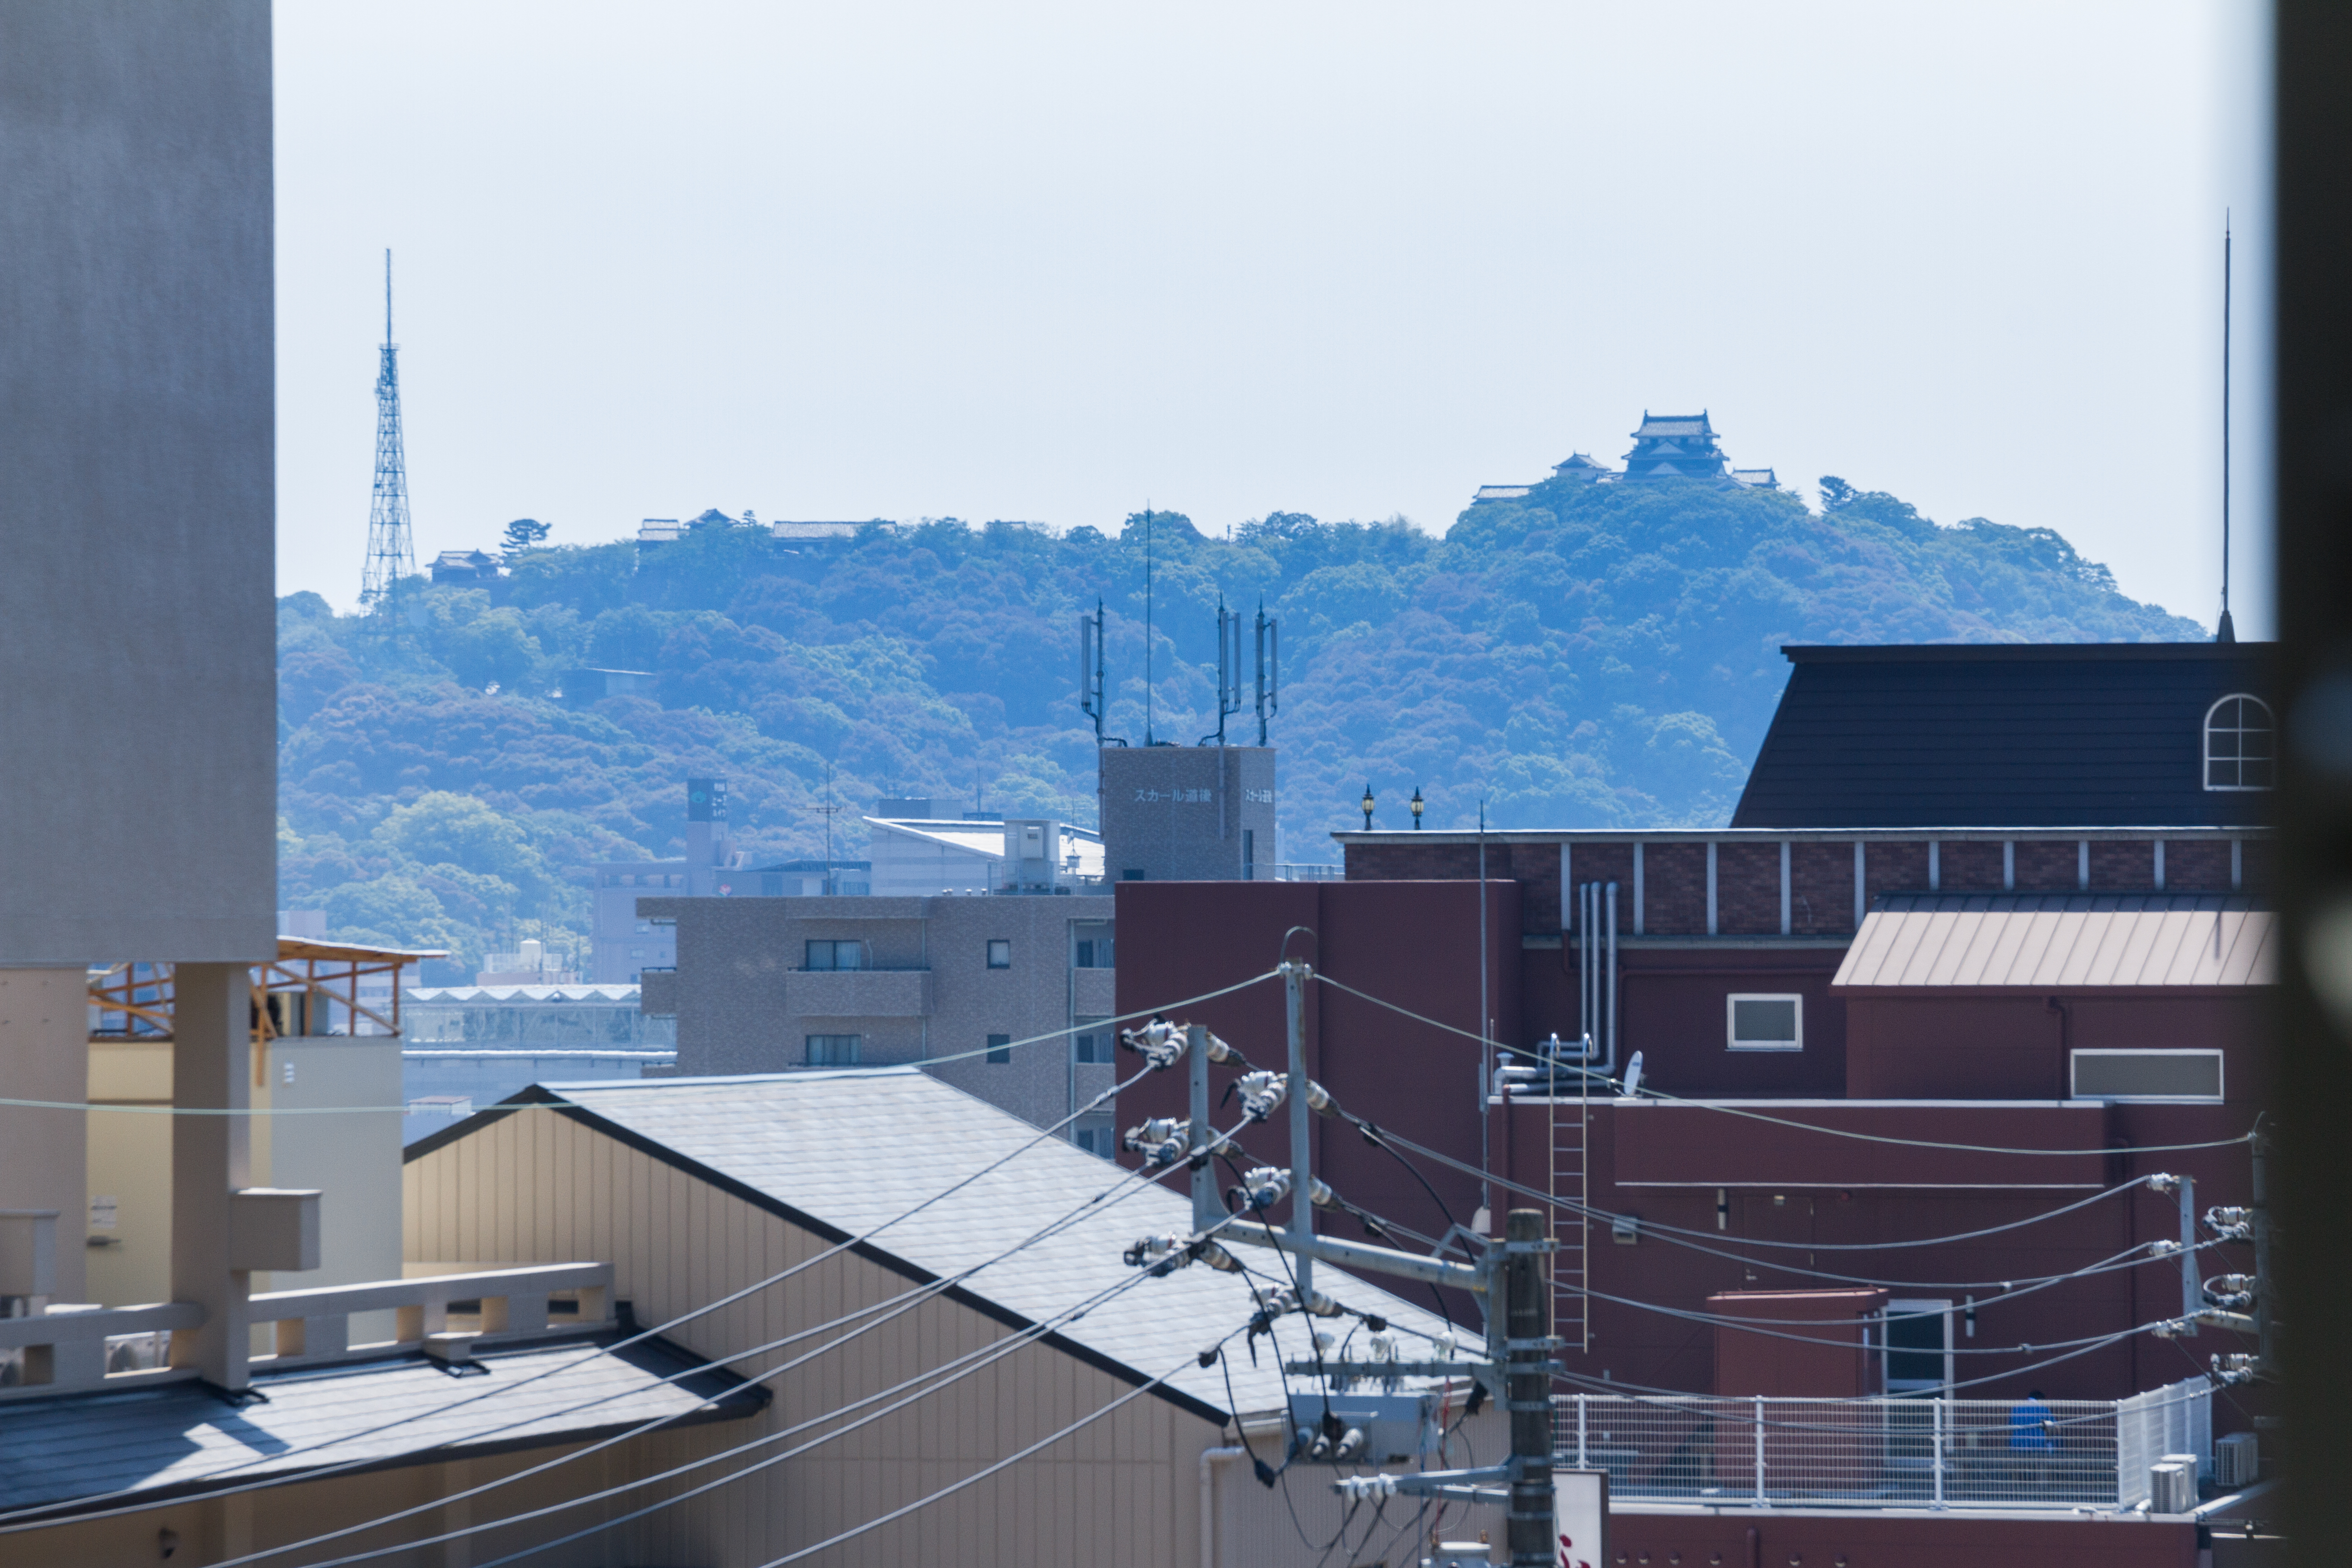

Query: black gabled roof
left=1730, top=642, right=2276, bottom=830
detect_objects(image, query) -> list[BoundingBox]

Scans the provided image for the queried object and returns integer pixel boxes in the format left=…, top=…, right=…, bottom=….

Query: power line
left=0, top=996, right=1271, bottom=1534
left=0, top=966, right=1288, bottom=1119
left=216, top=1199, right=1257, bottom=1568
left=1314, top=970, right=2258, bottom=1158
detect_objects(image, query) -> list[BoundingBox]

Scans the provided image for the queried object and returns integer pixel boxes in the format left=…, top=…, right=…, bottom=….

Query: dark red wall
left=1604, top=1511, right=2197, bottom=1568
left=1845, top=993, right=2266, bottom=1103
left=1113, top=879, right=1522, bottom=1254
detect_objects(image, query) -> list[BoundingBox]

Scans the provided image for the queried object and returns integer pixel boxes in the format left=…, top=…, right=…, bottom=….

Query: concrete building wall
left=1100, top=747, right=1275, bottom=882
left=0, top=0, right=276, bottom=965
left=649, top=896, right=1118, bottom=1134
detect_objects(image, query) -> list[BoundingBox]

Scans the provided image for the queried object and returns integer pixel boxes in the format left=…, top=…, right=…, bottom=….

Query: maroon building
left=1112, top=645, right=2276, bottom=1561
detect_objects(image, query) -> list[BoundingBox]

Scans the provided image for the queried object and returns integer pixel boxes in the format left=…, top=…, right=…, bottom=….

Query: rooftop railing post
left=1577, top=1392, right=1588, bottom=1469
left=1933, top=1397, right=1946, bottom=1509
left=1754, top=1395, right=1766, bottom=1505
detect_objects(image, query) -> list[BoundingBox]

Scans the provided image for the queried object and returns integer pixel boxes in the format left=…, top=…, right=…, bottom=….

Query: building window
left=2070, top=1049, right=2224, bottom=1102
left=1727, top=994, right=1802, bottom=1051
left=985, top=1032, right=1012, bottom=1064
left=1073, top=923, right=1114, bottom=969
left=2204, top=694, right=2274, bottom=791
left=804, top=940, right=863, bottom=971
left=986, top=939, right=1012, bottom=970
left=1072, top=1018, right=1113, bottom=1064
left=806, top=1034, right=861, bottom=1066
left=1073, top=1124, right=1117, bottom=1159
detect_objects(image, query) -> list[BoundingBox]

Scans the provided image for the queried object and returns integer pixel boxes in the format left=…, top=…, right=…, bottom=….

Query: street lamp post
left=1410, top=786, right=1424, bottom=828
left=1360, top=783, right=1376, bottom=832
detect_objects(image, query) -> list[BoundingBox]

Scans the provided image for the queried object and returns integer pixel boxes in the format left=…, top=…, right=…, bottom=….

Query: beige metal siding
left=406, top=1106, right=1225, bottom=1568
left=1833, top=907, right=2276, bottom=990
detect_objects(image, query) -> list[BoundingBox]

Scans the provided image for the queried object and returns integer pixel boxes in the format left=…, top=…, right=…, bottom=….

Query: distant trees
left=500, top=518, right=553, bottom=552
left=277, top=476, right=2206, bottom=962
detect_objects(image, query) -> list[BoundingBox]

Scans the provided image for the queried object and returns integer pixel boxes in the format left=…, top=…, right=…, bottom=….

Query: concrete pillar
left=0, top=970, right=88, bottom=1305
left=170, top=963, right=250, bottom=1390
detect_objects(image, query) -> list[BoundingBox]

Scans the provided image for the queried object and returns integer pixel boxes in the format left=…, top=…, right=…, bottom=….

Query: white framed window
left=1726, top=994, right=1803, bottom=1051
left=2204, top=693, right=2275, bottom=791
left=1882, top=1299, right=1953, bottom=1396
left=2070, top=1049, right=2224, bottom=1102
left=986, top=939, right=1012, bottom=970
left=804, top=940, right=863, bottom=971
left=805, top=1034, right=861, bottom=1066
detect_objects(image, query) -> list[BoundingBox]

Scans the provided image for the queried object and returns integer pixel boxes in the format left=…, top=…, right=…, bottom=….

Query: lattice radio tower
left=359, top=249, right=416, bottom=614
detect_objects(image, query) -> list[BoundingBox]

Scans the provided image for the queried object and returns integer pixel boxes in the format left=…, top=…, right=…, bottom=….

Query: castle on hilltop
left=1472, top=409, right=1777, bottom=503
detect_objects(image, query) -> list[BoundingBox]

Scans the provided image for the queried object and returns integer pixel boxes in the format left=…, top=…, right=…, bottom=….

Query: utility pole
left=1504, top=1208, right=1554, bottom=1568
left=1177, top=955, right=1570, bottom=1568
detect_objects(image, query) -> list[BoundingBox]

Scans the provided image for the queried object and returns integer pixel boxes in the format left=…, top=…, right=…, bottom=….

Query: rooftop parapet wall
left=1340, top=829, right=2267, bottom=939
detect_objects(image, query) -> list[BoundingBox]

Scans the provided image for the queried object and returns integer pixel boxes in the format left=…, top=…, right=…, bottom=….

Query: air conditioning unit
left=2214, top=1431, right=2259, bottom=1488
left=2149, top=1456, right=2198, bottom=1514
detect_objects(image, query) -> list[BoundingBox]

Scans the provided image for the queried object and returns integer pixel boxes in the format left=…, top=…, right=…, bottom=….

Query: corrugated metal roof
left=540, top=1070, right=1462, bottom=1419
left=864, top=818, right=1107, bottom=878
left=1831, top=893, right=2274, bottom=990
left=0, top=1336, right=753, bottom=1513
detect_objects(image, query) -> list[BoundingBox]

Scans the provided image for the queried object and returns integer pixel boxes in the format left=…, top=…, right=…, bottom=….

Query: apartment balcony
left=789, top=966, right=932, bottom=1018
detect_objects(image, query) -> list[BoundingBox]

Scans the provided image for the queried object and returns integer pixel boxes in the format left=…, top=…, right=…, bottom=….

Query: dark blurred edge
left=2274, top=3, right=2351, bottom=1562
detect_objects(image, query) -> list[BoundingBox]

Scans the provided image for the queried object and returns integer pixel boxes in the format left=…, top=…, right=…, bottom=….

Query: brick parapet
left=2012, top=839, right=2078, bottom=892
left=1789, top=842, right=1856, bottom=936
left=1715, top=843, right=1782, bottom=935
left=1642, top=843, right=1707, bottom=935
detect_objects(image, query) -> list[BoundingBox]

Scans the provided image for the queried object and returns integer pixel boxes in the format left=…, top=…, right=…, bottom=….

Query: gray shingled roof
left=538, top=1069, right=1467, bottom=1421
left=0, top=1335, right=755, bottom=1515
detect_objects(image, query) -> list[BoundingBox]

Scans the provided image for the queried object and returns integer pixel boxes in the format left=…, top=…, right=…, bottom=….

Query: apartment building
left=644, top=891, right=1122, bottom=1148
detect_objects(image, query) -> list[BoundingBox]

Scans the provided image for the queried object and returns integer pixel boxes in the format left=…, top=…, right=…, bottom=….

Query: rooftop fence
left=1554, top=1379, right=2213, bottom=1512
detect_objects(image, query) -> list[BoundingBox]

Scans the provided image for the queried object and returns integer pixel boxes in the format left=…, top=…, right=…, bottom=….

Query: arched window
left=2204, top=694, right=2275, bottom=791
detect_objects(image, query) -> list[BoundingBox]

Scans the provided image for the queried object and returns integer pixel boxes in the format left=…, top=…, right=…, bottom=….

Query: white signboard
left=1553, top=1468, right=1609, bottom=1568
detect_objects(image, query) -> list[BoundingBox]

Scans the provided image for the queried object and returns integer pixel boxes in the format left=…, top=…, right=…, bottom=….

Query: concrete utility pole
left=1504, top=1208, right=1553, bottom=1568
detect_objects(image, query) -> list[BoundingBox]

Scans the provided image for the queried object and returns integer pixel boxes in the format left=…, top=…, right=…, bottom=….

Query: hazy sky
left=275, top=0, right=2272, bottom=636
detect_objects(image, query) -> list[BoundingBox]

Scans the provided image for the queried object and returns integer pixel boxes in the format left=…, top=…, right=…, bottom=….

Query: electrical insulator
left=2204, top=1274, right=2256, bottom=1309
left=2149, top=1240, right=2182, bottom=1258
left=2210, top=1352, right=2259, bottom=1385
left=1336, top=1474, right=1399, bottom=1500
left=1309, top=1177, right=1338, bottom=1210
left=2146, top=1173, right=2181, bottom=1195
left=1122, top=1233, right=1185, bottom=1270
left=1122, top=1117, right=1189, bottom=1169
left=1235, top=1070, right=1286, bottom=1122
left=1203, top=1031, right=1241, bottom=1063
left=1194, top=1240, right=1243, bottom=1274
left=1254, top=1285, right=1298, bottom=1316
left=1233, top=1166, right=1291, bottom=1212
left=1303, top=1291, right=1343, bottom=1318
left=1120, top=1019, right=1186, bottom=1070
left=1333, top=1426, right=1366, bottom=1461
left=2205, top=1205, right=2254, bottom=1241
left=1303, top=1079, right=1335, bottom=1115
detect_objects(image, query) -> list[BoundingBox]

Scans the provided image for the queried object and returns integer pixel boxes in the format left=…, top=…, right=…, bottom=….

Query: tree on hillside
left=501, top=518, right=553, bottom=552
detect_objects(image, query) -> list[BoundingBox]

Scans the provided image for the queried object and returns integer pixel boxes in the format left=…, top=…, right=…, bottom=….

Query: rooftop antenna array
left=359, top=249, right=417, bottom=621
left=1078, top=598, right=1128, bottom=747
left=1254, top=598, right=1279, bottom=745
left=1142, top=507, right=1157, bottom=745
left=1200, top=597, right=1244, bottom=746
left=2218, top=214, right=2237, bottom=645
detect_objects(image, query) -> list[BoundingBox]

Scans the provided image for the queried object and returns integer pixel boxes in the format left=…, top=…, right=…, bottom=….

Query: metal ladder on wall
left=1548, top=1040, right=1590, bottom=1354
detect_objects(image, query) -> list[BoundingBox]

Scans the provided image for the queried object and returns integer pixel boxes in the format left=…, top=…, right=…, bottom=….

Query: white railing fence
left=0, top=1263, right=612, bottom=1401
left=1555, top=1380, right=2213, bottom=1512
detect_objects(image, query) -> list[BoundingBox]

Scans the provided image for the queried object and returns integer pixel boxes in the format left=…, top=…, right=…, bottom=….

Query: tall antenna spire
left=2218, top=215, right=2236, bottom=644
left=1143, top=506, right=1155, bottom=745
left=361, top=249, right=417, bottom=616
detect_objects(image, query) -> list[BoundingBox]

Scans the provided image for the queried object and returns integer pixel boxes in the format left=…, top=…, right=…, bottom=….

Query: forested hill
left=278, top=477, right=2203, bottom=975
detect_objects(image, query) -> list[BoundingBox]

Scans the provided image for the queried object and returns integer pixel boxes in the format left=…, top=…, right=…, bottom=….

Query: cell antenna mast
left=1078, top=598, right=1127, bottom=746
left=1200, top=597, right=1244, bottom=746
left=2218, top=215, right=2236, bottom=645
left=360, top=249, right=417, bottom=616
left=1143, top=508, right=1156, bottom=745
left=1254, top=597, right=1279, bottom=745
